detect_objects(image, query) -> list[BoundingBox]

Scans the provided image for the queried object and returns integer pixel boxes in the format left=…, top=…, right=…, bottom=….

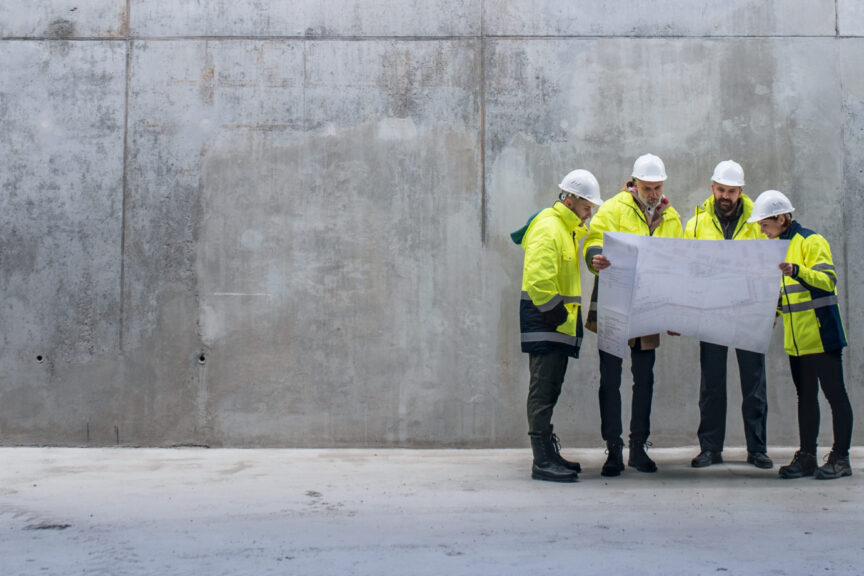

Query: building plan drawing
left=597, top=233, right=790, bottom=358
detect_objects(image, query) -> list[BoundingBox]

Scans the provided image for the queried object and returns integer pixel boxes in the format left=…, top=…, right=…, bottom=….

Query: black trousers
left=527, top=350, right=570, bottom=435
left=788, top=349, right=854, bottom=456
left=696, top=342, right=768, bottom=454
left=598, top=346, right=655, bottom=444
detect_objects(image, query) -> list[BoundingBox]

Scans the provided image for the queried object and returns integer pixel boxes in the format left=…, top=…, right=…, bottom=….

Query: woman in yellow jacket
left=749, top=190, right=853, bottom=480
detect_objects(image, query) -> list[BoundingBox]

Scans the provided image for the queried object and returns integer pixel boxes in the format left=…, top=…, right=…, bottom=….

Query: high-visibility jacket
left=581, top=188, right=683, bottom=350
left=777, top=221, right=846, bottom=356
left=583, top=189, right=684, bottom=267
left=684, top=194, right=765, bottom=240
left=514, top=202, right=587, bottom=357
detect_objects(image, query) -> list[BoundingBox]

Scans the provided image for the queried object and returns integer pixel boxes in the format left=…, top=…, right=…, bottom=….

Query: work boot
left=601, top=441, right=625, bottom=477
left=628, top=440, right=658, bottom=473
left=778, top=450, right=817, bottom=479
left=746, top=452, right=774, bottom=469
left=814, top=451, right=852, bottom=480
left=691, top=450, right=723, bottom=468
left=530, top=433, right=578, bottom=483
left=549, top=427, right=582, bottom=473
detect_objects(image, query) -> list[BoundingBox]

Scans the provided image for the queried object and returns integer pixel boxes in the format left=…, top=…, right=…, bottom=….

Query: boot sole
left=532, top=471, right=579, bottom=483
left=814, top=469, right=852, bottom=480
left=628, top=463, right=658, bottom=473
left=778, top=469, right=814, bottom=479
left=691, top=458, right=722, bottom=468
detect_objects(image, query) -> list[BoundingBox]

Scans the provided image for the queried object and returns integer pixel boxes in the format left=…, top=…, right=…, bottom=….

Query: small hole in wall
left=36, top=355, right=44, bottom=364
left=198, top=354, right=206, bottom=365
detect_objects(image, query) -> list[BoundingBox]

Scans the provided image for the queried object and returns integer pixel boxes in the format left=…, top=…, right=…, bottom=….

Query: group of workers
left=513, top=154, right=853, bottom=483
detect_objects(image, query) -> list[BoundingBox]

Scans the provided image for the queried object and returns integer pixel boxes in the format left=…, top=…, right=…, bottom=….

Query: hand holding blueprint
left=597, top=233, right=790, bottom=358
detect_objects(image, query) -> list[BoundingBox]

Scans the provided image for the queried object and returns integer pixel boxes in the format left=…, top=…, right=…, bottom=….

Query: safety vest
left=777, top=221, right=846, bottom=356
left=684, top=194, right=765, bottom=240
left=513, top=202, right=587, bottom=357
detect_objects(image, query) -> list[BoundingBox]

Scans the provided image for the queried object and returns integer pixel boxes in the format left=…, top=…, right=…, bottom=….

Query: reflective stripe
left=781, top=294, right=838, bottom=314
left=521, top=332, right=581, bottom=347
left=782, top=284, right=810, bottom=294
left=538, top=293, right=562, bottom=312
left=812, top=263, right=835, bottom=272
left=521, top=292, right=580, bottom=307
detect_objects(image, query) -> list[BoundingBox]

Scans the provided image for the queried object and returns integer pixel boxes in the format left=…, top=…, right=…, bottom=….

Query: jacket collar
left=780, top=219, right=801, bottom=240
left=552, top=201, right=585, bottom=231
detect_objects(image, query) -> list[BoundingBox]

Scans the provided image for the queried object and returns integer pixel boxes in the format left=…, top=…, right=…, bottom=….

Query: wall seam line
left=119, top=0, right=132, bottom=353
left=0, top=34, right=853, bottom=42
left=480, top=0, right=486, bottom=246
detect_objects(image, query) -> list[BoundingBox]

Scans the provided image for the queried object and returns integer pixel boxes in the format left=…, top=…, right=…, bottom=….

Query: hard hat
left=558, top=169, right=603, bottom=206
left=747, top=189, right=795, bottom=222
left=632, top=154, right=667, bottom=182
left=711, top=160, right=745, bottom=187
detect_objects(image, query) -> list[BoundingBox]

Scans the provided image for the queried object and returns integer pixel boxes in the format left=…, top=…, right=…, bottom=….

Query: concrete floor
left=0, top=446, right=862, bottom=576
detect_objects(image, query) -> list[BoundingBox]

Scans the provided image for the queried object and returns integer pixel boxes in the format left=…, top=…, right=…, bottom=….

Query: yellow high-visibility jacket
left=684, top=194, right=765, bottom=240
left=582, top=188, right=683, bottom=349
left=777, top=221, right=847, bottom=356
left=583, top=189, right=683, bottom=267
left=515, top=202, right=587, bottom=357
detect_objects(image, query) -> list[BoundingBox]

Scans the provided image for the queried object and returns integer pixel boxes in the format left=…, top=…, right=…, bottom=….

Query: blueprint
left=597, top=233, right=790, bottom=358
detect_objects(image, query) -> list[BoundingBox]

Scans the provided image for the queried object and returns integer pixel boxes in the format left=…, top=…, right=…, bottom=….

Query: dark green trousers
left=527, top=350, right=570, bottom=435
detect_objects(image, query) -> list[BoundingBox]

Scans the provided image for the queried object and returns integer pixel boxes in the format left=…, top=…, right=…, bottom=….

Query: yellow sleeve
left=794, top=234, right=837, bottom=292
left=523, top=220, right=562, bottom=308
left=582, top=204, right=614, bottom=274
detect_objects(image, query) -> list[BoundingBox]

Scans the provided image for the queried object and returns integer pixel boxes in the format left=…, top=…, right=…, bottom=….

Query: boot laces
left=550, top=433, right=563, bottom=456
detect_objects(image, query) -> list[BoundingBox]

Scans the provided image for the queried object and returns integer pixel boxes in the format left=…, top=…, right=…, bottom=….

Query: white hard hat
left=711, top=160, right=745, bottom=187
left=747, top=189, right=795, bottom=222
left=558, top=169, right=603, bottom=206
left=632, top=154, right=667, bottom=182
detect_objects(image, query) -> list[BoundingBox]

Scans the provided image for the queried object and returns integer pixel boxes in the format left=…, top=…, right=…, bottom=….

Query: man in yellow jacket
left=512, top=169, right=603, bottom=482
left=583, top=154, right=683, bottom=477
left=749, top=190, right=853, bottom=480
left=685, top=161, right=773, bottom=470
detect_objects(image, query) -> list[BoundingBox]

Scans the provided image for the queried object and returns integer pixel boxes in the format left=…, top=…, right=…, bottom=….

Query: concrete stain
left=45, top=19, right=75, bottom=39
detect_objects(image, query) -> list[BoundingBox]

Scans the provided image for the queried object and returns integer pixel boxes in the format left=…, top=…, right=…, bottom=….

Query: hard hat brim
left=712, top=178, right=745, bottom=187
left=746, top=207, right=794, bottom=223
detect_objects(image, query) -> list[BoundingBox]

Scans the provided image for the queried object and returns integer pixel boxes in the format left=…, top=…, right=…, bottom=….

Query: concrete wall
left=0, top=0, right=861, bottom=448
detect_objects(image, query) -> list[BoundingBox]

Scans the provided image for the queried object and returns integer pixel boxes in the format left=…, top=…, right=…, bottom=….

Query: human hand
left=779, top=262, right=795, bottom=276
left=593, top=254, right=611, bottom=271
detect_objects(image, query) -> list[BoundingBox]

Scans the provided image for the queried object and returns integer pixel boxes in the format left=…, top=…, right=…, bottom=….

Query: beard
left=639, top=193, right=660, bottom=209
left=716, top=198, right=735, bottom=216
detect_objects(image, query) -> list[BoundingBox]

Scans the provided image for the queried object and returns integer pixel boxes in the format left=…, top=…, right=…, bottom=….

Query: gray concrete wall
left=0, top=0, right=861, bottom=448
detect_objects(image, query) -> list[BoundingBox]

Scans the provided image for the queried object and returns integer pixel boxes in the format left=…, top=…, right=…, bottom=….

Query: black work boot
left=601, top=441, right=625, bottom=477
left=814, top=451, right=852, bottom=480
left=778, top=450, right=817, bottom=479
left=530, top=433, right=578, bottom=483
left=549, top=426, right=582, bottom=473
left=628, top=440, right=658, bottom=473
